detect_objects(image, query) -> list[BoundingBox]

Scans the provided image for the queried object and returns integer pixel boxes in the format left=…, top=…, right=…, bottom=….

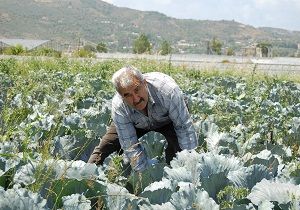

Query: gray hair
left=111, top=66, right=144, bottom=92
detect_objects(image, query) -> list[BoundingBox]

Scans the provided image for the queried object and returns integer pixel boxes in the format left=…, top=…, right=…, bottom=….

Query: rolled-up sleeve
left=112, top=105, right=148, bottom=172
left=167, top=87, right=198, bottom=150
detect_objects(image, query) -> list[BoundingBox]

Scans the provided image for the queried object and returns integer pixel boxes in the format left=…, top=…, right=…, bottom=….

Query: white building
left=0, top=38, right=51, bottom=51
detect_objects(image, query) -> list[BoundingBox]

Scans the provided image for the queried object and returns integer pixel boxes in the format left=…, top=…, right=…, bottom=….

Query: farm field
left=1, top=57, right=300, bottom=209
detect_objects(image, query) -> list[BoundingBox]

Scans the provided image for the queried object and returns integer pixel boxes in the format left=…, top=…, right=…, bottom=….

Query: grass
left=2, top=56, right=300, bottom=83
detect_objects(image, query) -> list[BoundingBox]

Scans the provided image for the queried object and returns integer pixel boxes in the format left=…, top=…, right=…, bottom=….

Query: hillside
left=1, top=0, right=300, bottom=55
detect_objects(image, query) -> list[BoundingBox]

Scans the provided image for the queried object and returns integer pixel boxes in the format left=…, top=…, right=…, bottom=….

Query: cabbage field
left=1, top=58, right=300, bottom=210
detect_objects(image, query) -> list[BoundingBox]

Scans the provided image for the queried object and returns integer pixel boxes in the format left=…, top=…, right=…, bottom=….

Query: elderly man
left=88, top=66, right=197, bottom=172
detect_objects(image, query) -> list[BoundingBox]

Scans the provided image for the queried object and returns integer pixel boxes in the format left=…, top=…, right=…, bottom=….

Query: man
left=88, top=65, right=197, bottom=172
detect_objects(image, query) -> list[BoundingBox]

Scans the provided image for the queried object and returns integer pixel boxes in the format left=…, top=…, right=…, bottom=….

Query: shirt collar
left=147, top=85, right=155, bottom=106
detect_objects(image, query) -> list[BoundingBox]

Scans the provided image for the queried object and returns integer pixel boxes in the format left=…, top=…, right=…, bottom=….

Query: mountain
left=1, top=0, right=300, bottom=56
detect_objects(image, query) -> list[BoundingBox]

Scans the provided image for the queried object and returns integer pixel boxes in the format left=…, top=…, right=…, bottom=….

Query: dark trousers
left=88, top=122, right=182, bottom=165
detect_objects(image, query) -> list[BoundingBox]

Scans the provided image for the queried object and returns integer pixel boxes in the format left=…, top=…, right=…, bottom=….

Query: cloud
left=101, top=0, right=114, bottom=4
left=152, top=0, right=172, bottom=5
left=254, top=0, right=278, bottom=7
left=253, top=0, right=300, bottom=9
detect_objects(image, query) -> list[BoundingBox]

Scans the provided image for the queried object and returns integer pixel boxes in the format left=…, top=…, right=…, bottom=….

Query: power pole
left=206, top=40, right=211, bottom=55
left=77, top=37, right=80, bottom=51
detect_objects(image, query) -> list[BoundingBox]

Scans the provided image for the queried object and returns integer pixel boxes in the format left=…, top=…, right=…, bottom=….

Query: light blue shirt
left=112, top=72, right=198, bottom=171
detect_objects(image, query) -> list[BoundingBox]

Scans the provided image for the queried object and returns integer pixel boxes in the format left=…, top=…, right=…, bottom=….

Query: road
left=94, top=53, right=300, bottom=75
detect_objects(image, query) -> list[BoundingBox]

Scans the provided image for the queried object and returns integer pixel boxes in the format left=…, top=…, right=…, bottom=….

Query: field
left=1, top=57, right=300, bottom=209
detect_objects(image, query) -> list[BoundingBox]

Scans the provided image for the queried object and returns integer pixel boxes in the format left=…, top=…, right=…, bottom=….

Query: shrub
left=30, top=47, right=62, bottom=58
left=72, top=48, right=96, bottom=58
left=3, top=44, right=26, bottom=55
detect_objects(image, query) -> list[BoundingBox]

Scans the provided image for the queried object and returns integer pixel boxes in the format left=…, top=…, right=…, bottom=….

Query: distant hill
left=1, top=0, right=300, bottom=56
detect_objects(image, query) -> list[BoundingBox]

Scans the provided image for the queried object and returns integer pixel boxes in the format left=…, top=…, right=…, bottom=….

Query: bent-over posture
left=88, top=66, right=198, bottom=172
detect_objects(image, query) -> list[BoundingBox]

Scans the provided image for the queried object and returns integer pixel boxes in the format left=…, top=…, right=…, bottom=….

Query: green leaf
left=45, top=179, right=106, bottom=209
left=241, top=133, right=264, bottom=155
left=0, top=141, right=23, bottom=173
left=201, top=172, right=230, bottom=200
left=257, top=201, right=274, bottom=210
left=139, top=202, right=176, bottom=210
left=170, top=182, right=219, bottom=210
left=63, top=113, right=83, bottom=130
left=245, top=150, right=279, bottom=177
left=0, top=186, right=49, bottom=210
left=14, top=159, right=106, bottom=186
left=164, top=166, right=193, bottom=183
left=228, top=164, right=272, bottom=189
left=169, top=150, right=202, bottom=171
left=227, top=203, right=256, bottom=210
left=61, top=194, right=91, bottom=210
left=140, top=178, right=174, bottom=204
left=127, top=163, right=165, bottom=195
left=104, top=182, right=148, bottom=210
left=198, top=153, right=242, bottom=178
left=140, top=131, right=166, bottom=159
left=248, top=179, right=300, bottom=207
left=166, top=151, right=243, bottom=189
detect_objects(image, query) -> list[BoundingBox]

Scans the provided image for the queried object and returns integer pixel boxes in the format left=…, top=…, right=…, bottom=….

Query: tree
left=83, top=45, right=96, bottom=52
left=160, top=40, right=172, bottom=55
left=133, top=34, right=151, bottom=54
left=226, top=47, right=235, bottom=56
left=96, top=42, right=108, bottom=53
left=211, top=38, right=222, bottom=55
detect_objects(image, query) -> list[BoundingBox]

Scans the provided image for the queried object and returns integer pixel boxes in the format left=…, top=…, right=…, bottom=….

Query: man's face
left=118, top=77, right=149, bottom=111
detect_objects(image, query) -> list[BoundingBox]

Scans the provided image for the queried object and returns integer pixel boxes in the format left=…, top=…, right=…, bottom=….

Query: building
left=242, top=44, right=272, bottom=57
left=242, top=45, right=257, bottom=57
left=0, top=38, right=52, bottom=52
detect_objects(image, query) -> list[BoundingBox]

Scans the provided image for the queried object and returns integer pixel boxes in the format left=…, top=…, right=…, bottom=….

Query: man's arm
left=167, top=86, right=198, bottom=150
left=112, top=108, right=148, bottom=172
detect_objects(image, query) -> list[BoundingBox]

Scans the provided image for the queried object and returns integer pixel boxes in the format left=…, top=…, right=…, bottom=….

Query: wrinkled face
left=118, top=77, right=149, bottom=111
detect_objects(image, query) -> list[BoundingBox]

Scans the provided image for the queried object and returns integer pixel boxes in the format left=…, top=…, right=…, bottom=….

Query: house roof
left=0, top=39, right=50, bottom=50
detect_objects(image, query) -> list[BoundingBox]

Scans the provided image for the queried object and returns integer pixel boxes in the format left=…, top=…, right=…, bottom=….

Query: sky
left=102, top=0, right=300, bottom=31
